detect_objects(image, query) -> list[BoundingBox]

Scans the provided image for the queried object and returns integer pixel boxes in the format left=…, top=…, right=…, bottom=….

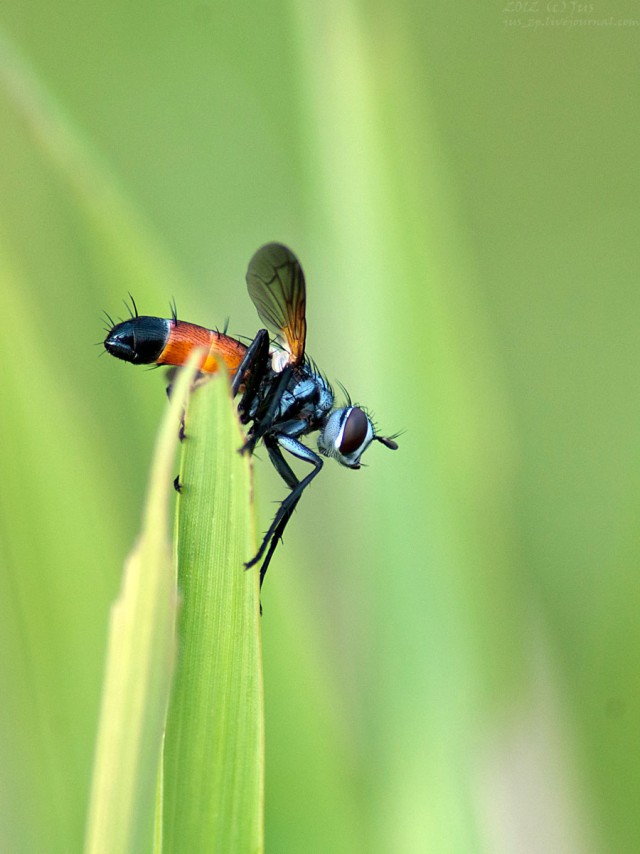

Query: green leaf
left=84, top=355, right=200, bottom=854
left=162, top=373, right=263, bottom=853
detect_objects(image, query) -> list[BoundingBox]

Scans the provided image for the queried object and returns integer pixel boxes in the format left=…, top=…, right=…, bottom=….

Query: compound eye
left=339, top=407, right=370, bottom=456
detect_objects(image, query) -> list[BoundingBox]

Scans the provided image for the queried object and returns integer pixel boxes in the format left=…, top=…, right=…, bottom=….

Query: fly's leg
left=246, top=435, right=323, bottom=585
left=241, top=365, right=294, bottom=456
left=232, top=328, right=271, bottom=421
left=250, top=437, right=299, bottom=587
left=256, top=495, right=302, bottom=590
left=165, top=367, right=209, bottom=440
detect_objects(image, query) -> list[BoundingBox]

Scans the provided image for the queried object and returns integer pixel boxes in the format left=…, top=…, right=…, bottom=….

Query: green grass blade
left=84, top=357, right=199, bottom=854
left=162, top=373, right=263, bottom=853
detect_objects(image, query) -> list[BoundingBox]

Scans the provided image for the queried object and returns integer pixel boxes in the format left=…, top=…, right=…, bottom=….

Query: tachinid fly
left=104, top=243, right=398, bottom=585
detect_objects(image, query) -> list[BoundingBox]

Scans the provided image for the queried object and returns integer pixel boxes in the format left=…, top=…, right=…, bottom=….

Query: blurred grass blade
left=84, top=355, right=199, bottom=854
left=0, top=26, right=185, bottom=294
left=162, top=372, right=263, bottom=853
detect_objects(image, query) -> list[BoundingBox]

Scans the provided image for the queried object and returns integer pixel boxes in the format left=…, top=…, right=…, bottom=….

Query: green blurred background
left=1, top=1, right=639, bottom=851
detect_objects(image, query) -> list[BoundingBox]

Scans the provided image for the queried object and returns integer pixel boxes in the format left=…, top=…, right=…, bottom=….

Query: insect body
left=104, top=243, right=398, bottom=585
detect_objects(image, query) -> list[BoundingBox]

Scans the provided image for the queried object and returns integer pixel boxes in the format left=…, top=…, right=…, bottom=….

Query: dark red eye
left=339, top=407, right=369, bottom=455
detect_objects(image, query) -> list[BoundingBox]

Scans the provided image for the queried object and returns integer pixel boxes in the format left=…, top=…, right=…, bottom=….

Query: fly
left=104, top=243, right=399, bottom=585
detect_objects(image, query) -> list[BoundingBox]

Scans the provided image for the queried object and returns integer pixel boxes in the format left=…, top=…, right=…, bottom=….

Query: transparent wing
left=246, top=243, right=307, bottom=366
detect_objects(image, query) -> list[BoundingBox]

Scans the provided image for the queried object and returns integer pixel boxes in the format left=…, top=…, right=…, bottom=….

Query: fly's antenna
left=374, top=428, right=404, bottom=451
left=170, top=297, right=179, bottom=326
left=376, top=435, right=399, bottom=450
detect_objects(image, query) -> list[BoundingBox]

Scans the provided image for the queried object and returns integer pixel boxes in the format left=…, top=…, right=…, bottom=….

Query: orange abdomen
left=158, top=322, right=247, bottom=375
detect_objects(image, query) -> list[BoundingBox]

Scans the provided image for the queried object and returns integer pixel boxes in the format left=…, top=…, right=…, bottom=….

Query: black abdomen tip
left=104, top=317, right=170, bottom=364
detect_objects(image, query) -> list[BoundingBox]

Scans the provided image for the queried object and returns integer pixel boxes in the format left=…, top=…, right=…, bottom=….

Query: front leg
left=246, top=435, right=323, bottom=585
left=240, top=365, right=294, bottom=456
left=232, top=328, right=271, bottom=422
left=251, top=437, right=299, bottom=588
